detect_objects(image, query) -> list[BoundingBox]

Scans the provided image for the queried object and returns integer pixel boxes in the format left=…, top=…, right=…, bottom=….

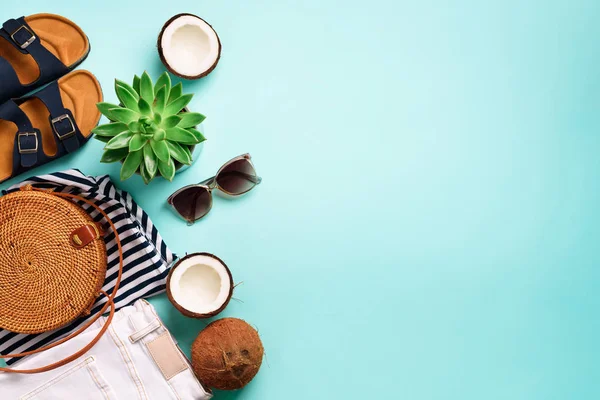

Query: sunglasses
left=167, top=154, right=262, bottom=224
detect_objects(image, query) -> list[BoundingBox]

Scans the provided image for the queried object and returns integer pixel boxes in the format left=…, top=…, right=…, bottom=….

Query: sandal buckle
left=10, top=26, right=36, bottom=50
left=18, top=132, right=38, bottom=154
left=51, top=114, right=76, bottom=140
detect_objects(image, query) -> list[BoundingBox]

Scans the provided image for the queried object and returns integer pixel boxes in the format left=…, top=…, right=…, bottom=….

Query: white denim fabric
left=0, top=300, right=212, bottom=400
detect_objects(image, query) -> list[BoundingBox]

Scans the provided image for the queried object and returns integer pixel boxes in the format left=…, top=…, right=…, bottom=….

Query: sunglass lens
left=216, top=159, right=259, bottom=195
left=170, top=186, right=212, bottom=223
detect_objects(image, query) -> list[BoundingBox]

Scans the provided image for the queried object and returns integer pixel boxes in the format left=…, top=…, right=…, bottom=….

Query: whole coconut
left=192, top=318, right=264, bottom=390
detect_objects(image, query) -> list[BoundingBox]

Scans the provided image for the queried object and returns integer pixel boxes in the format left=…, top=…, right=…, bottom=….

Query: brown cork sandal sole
left=0, top=70, right=102, bottom=183
left=0, top=13, right=89, bottom=86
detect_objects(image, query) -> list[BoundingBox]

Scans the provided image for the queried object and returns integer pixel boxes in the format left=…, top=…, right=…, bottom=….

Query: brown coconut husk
left=157, top=13, right=222, bottom=80
left=166, top=252, right=234, bottom=318
left=192, top=318, right=264, bottom=390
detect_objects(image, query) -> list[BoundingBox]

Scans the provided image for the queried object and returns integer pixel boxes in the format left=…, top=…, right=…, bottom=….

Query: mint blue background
left=2, top=1, right=600, bottom=398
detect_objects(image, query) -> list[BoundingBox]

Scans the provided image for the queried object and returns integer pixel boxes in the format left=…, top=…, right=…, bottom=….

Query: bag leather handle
left=0, top=190, right=124, bottom=374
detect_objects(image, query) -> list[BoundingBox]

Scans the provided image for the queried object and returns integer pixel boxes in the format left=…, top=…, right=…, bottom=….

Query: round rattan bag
left=0, top=187, right=107, bottom=334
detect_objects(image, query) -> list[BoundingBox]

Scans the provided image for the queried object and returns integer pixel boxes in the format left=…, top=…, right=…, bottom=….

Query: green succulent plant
left=93, top=71, right=206, bottom=183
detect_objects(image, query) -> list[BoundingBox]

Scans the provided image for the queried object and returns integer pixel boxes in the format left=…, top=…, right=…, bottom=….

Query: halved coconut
left=167, top=253, right=233, bottom=318
left=158, top=14, right=222, bottom=80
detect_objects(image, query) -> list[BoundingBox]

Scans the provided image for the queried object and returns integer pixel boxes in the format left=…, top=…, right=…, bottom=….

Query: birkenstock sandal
left=0, top=70, right=102, bottom=183
left=0, top=14, right=90, bottom=103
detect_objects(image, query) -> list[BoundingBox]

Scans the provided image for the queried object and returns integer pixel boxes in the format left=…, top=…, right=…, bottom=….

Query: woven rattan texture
left=0, top=190, right=107, bottom=334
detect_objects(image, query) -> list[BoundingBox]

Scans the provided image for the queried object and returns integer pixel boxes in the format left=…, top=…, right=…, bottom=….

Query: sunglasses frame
left=167, top=153, right=262, bottom=224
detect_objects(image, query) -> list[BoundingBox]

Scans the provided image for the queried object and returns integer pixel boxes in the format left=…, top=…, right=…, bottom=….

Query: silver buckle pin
left=10, top=26, right=36, bottom=50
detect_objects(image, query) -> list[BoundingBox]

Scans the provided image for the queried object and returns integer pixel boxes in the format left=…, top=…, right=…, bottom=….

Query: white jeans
left=0, top=300, right=212, bottom=400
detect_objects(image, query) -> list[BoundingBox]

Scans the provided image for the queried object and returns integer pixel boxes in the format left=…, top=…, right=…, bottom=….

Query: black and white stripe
left=0, top=170, right=176, bottom=365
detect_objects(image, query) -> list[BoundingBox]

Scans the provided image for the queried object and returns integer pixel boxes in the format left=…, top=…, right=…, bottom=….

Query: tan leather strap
left=71, top=223, right=103, bottom=249
left=0, top=190, right=124, bottom=374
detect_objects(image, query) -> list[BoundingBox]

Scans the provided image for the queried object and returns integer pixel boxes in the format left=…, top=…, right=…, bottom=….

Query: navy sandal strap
left=2, top=18, right=37, bottom=51
left=0, top=17, right=69, bottom=100
left=14, top=132, right=39, bottom=168
left=0, top=99, right=34, bottom=132
left=0, top=100, right=40, bottom=169
left=27, top=81, right=84, bottom=154
left=0, top=56, right=23, bottom=100
left=0, top=80, right=90, bottom=180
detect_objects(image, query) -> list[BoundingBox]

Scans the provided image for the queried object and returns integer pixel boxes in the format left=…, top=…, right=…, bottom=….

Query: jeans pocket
left=19, top=356, right=118, bottom=400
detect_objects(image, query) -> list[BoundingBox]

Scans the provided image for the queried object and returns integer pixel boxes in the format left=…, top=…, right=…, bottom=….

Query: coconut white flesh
left=161, top=15, right=219, bottom=77
left=170, top=255, right=231, bottom=314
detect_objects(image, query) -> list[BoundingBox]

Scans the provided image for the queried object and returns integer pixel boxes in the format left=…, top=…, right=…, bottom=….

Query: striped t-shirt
left=0, top=169, right=175, bottom=365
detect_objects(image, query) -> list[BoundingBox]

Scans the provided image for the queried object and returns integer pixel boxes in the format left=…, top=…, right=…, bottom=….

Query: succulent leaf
left=155, top=72, right=171, bottom=99
left=168, top=83, right=183, bottom=104
left=167, top=141, right=192, bottom=165
left=145, top=123, right=158, bottom=135
left=97, top=102, right=121, bottom=120
left=153, top=128, right=166, bottom=141
left=116, top=85, right=140, bottom=112
left=154, top=113, right=162, bottom=125
left=121, top=150, right=143, bottom=181
left=178, top=112, right=205, bottom=128
left=129, top=134, right=146, bottom=152
left=164, top=94, right=193, bottom=117
left=139, top=162, right=151, bottom=185
left=110, top=108, right=139, bottom=124
left=162, top=115, right=181, bottom=129
left=94, top=135, right=111, bottom=143
left=143, top=143, right=158, bottom=178
left=128, top=121, right=142, bottom=133
left=132, top=75, right=141, bottom=95
left=138, top=98, right=152, bottom=116
left=140, top=72, right=154, bottom=103
left=166, top=126, right=199, bottom=144
left=154, top=86, right=167, bottom=115
left=150, top=139, right=170, bottom=162
left=100, top=148, right=129, bottom=163
left=158, top=157, right=176, bottom=181
left=92, top=122, right=128, bottom=137
left=187, top=128, right=206, bottom=143
left=115, top=79, right=140, bottom=101
left=105, top=131, right=133, bottom=149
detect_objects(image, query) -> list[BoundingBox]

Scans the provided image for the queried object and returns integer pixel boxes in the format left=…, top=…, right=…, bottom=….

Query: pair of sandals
left=0, top=14, right=103, bottom=184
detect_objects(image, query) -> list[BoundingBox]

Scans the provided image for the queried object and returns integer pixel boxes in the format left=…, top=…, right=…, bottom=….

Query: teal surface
left=2, top=1, right=600, bottom=398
